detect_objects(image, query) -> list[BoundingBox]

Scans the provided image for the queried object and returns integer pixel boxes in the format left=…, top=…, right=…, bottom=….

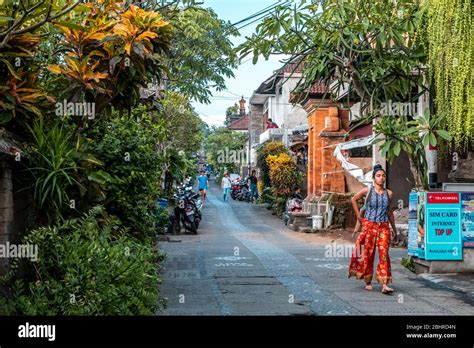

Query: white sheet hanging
left=333, top=135, right=375, bottom=186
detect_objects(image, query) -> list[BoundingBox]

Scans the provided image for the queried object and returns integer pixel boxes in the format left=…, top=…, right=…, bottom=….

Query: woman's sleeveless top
left=365, top=187, right=389, bottom=222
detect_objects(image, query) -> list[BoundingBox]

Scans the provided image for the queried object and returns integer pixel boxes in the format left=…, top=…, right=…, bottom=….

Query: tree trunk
left=408, top=155, right=424, bottom=191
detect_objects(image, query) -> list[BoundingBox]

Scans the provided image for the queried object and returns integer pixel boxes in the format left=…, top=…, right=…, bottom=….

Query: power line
left=230, top=1, right=283, bottom=27
left=231, top=0, right=292, bottom=31
left=195, top=110, right=224, bottom=123
left=235, top=9, right=278, bottom=31
left=206, top=95, right=251, bottom=100
left=223, top=89, right=243, bottom=97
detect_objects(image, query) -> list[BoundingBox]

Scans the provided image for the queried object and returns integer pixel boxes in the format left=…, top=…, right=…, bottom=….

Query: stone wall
left=249, top=103, right=264, bottom=145
left=0, top=161, right=14, bottom=275
left=0, top=159, right=35, bottom=277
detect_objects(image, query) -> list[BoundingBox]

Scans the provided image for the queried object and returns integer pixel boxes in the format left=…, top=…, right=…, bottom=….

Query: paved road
left=158, top=183, right=474, bottom=315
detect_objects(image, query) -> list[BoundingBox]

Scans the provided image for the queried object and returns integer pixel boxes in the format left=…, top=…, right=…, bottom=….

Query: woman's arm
left=351, top=187, right=369, bottom=223
left=387, top=190, right=398, bottom=240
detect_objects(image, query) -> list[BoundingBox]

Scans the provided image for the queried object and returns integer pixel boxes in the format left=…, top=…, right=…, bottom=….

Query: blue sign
left=407, top=192, right=418, bottom=256
left=417, top=192, right=426, bottom=259
left=424, top=192, right=462, bottom=260
left=461, top=192, right=474, bottom=248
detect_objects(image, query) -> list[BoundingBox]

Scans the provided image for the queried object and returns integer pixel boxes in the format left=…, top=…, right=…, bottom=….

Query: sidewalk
left=251, top=200, right=474, bottom=307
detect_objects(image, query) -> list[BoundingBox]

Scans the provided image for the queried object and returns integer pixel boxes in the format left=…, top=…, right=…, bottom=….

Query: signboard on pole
left=461, top=192, right=474, bottom=248
left=424, top=192, right=462, bottom=260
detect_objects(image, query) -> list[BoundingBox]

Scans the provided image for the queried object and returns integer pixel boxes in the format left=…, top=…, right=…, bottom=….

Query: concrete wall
left=249, top=103, right=264, bottom=169
left=249, top=104, right=264, bottom=146
left=274, top=75, right=307, bottom=129
left=414, top=249, right=474, bottom=273
left=386, top=149, right=416, bottom=208
left=438, top=150, right=474, bottom=183
left=265, top=75, right=307, bottom=132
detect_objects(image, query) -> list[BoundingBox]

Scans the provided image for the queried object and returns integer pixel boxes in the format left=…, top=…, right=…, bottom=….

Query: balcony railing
left=259, top=128, right=292, bottom=144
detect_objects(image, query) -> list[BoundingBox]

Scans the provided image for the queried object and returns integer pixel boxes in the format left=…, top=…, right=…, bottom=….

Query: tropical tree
left=150, top=91, right=205, bottom=193
left=372, top=109, right=451, bottom=190
left=47, top=1, right=172, bottom=118
left=0, top=0, right=80, bottom=125
left=160, top=5, right=240, bottom=104
left=205, top=127, right=248, bottom=175
left=238, top=0, right=427, bottom=115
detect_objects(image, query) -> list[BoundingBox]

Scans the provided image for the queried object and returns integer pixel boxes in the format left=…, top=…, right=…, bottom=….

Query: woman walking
left=348, top=164, right=398, bottom=294
left=221, top=172, right=232, bottom=202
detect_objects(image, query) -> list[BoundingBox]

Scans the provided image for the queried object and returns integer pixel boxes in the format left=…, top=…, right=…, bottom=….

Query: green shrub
left=0, top=206, right=164, bottom=315
left=401, top=257, right=416, bottom=273
left=25, top=118, right=81, bottom=224
left=88, top=115, right=165, bottom=240
left=256, top=141, right=287, bottom=188
left=266, top=153, right=301, bottom=198
left=258, top=187, right=274, bottom=205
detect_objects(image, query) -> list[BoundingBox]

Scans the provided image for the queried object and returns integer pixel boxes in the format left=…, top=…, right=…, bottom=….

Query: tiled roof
left=308, top=81, right=329, bottom=94
left=227, top=114, right=249, bottom=131
left=280, top=61, right=305, bottom=74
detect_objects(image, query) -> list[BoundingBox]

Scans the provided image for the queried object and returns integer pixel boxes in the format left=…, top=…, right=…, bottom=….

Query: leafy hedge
left=256, top=141, right=287, bottom=188
left=0, top=207, right=164, bottom=315
left=88, top=114, right=165, bottom=240
left=266, top=152, right=301, bottom=198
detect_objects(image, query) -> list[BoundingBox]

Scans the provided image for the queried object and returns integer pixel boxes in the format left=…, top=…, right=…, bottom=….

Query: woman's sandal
left=365, top=284, right=373, bottom=291
left=381, top=286, right=394, bottom=295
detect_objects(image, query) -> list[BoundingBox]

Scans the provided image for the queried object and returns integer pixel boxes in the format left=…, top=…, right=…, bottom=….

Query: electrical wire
left=231, top=0, right=292, bottom=31
left=230, top=0, right=283, bottom=26
left=195, top=110, right=225, bottom=123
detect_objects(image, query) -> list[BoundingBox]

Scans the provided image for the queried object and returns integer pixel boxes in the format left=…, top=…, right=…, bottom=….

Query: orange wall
left=304, top=101, right=350, bottom=198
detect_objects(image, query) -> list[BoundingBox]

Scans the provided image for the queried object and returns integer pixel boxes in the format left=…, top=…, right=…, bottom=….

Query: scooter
left=170, top=186, right=201, bottom=234
left=235, top=180, right=252, bottom=202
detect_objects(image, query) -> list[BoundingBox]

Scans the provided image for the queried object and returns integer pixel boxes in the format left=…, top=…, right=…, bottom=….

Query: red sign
left=427, top=193, right=459, bottom=204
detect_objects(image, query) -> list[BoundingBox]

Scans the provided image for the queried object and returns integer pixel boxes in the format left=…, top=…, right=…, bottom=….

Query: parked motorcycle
left=231, top=179, right=252, bottom=202
left=170, top=185, right=202, bottom=234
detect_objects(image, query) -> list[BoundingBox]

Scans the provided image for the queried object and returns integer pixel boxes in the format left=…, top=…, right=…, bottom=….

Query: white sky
left=191, top=0, right=289, bottom=126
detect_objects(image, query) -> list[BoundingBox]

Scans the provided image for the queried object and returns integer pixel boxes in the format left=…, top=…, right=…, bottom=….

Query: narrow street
left=158, top=181, right=474, bottom=316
